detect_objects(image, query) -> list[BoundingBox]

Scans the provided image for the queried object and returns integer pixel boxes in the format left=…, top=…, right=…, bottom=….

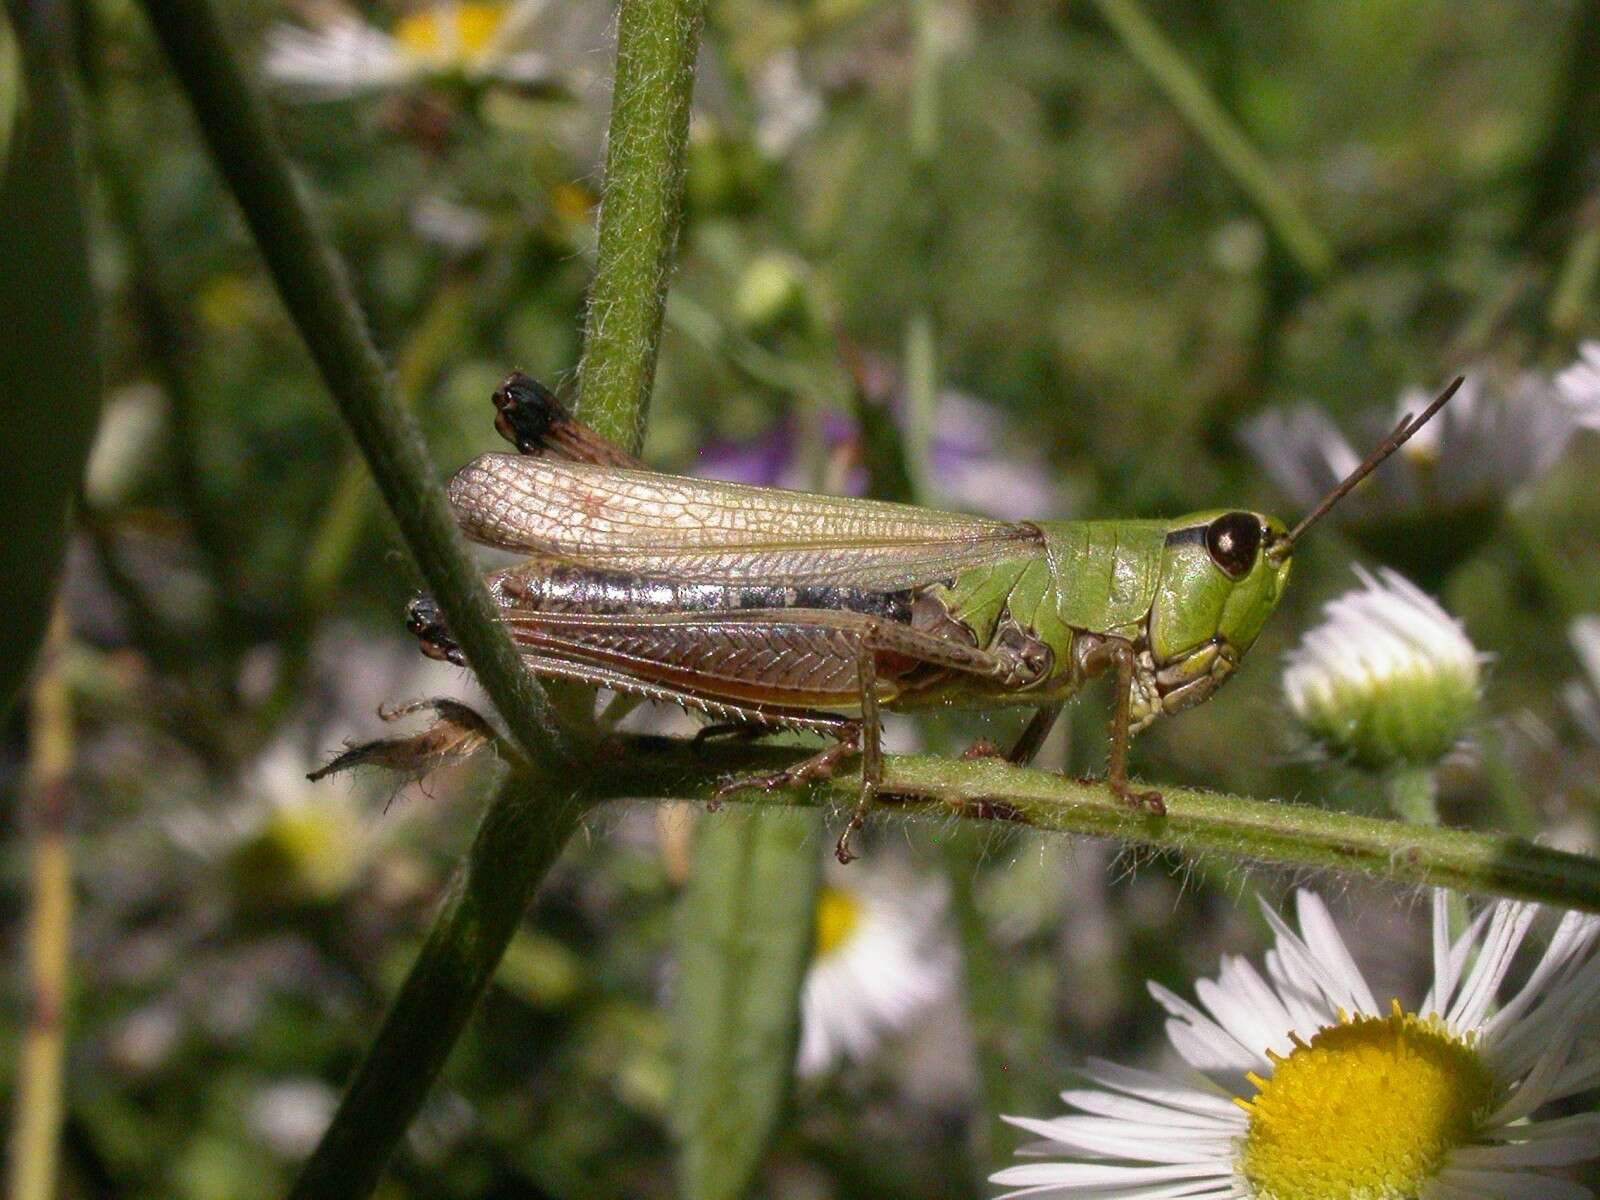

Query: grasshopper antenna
left=1266, top=375, right=1465, bottom=562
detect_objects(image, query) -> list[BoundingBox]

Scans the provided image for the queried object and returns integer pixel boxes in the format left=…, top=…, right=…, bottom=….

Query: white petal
left=1294, top=890, right=1378, bottom=1014
left=1423, top=904, right=1495, bottom=1016
left=1195, top=960, right=1293, bottom=1058
left=990, top=1161, right=1235, bottom=1188
left=1486, top=1028, right=1578, bottom=1125
left=994, top=1178, right=1242, bottom=1200
left=1257, top=900, right=1356, bottom=1023
left=1001, top=1116, right=1236, bottom=1162
left=1545, top=1046, right=1600, bottom=1101
left=1075, top=1059, right=1245, bottom=1119
left=1451, top=1134, right=1600, bottom=1167
left=1447, top=902, right=1536, bottom=1030
left=1058, top=1088, right=1239, bottom=1131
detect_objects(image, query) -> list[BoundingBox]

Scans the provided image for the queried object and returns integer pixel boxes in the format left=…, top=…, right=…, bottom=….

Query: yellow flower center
left=1236, top=1003, right=1496, bottom=1200
left=394, top=3, right=508, bottom=66
left=814, top=886, right=862, bottom=958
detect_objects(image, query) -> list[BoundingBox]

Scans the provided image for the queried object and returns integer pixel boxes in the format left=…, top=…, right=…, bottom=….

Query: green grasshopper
left=410, top=373, right=1462, bottom=861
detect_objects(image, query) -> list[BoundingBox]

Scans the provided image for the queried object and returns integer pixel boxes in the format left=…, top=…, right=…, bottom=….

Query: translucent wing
left=503, top=610, right=875, bottom=708
left=449, top=454, right=1039, bottom=588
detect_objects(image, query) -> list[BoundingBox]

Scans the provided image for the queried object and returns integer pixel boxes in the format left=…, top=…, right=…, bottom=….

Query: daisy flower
left=797, top=862, right=956, bottom=1078
left=262, top=0, right=566, bottom=101
left=993, top=889, right=1600, bottom=1200
left=1556, top=343, right=1600, bottom=430
left=1282, top=567, right=1485, bottom=771
left=1242, top=372, right=1582, bottom=581
left=1566, top=617, right=1600, bottom=747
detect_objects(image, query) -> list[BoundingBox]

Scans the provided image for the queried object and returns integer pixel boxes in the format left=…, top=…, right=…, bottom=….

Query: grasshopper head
left=1145, top=511, right=1292, bottom=708
left=1136, top=378, right=1464, bottom=720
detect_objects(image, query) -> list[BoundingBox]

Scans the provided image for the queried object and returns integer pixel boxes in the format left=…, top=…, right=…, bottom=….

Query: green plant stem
left=136, top=0, right=567, bottom=769
left=577, top=0, right=707, bottom=451
left=8, top=610, right=74, bottom=1200
left=1091, top=0, right=1333, bottom=280
left=288, top=774, right=590, bottom=1200
left=940, top=828, right=1016, bottom=1172
left=584, top=738, right=1600, bottom=913
left=1521, top=0, right=1600, bottom=245
left=301, top=273, right=476, bottom=607
left=1385, top=764, right=1440, bottom=826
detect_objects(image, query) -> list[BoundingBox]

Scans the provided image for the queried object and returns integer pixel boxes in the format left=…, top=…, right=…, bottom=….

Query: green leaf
left=0, top=0, right=101, bottom=721
left=672, top=806, right=823, bottom=1200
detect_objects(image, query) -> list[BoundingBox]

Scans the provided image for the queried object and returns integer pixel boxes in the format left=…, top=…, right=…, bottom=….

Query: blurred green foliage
left=4, top=0, right=1600, bottom=1196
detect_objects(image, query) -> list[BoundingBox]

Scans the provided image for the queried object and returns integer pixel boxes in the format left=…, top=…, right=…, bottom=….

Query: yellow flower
left=262, top=1, right=562, bottom=100
left=994, top=890, right=1600, bottom=1200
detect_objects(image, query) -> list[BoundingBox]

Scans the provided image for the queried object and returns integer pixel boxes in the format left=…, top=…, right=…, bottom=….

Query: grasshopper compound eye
left=1206, top=512, right=1262, bottom=579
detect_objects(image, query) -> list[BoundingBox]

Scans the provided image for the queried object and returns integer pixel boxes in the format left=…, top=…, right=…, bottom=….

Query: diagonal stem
left=1091, top=0, right=1334, bottom=281
left=287, top=773, right=590, bottom=1200
left=135, top=0, right=569, bottom=770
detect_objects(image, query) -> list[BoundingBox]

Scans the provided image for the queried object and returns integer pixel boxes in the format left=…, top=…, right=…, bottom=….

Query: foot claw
left=1111, top=780, right=1165, bottom=816
left=960, top=737, right=1004, bottom=761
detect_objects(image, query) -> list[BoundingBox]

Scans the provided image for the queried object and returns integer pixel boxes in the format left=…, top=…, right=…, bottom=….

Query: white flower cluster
left=262, top=0, right=569, bottom=100
left=1244, top=351, right=1600, bottom=522
left=1283, top=567, right=1485, bottom=768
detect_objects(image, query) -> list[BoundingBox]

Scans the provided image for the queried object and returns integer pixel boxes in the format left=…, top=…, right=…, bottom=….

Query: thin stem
left=584, top=738, right=1600, bottom=913
left=288, top=774, right=591, bottom=1200
left=300, top=274, right=476, bottom=607
left=1520, top=0, right=1600, bottom=245
left=135, top=0, right=568, bottom=768
left=8, top=609, right=74, bottom=1200
left=576, top=0, right=708, bottom=451
left=1091, top=0, right=1333, bottom=280
left=1386, top=764, right=1440, bottom=826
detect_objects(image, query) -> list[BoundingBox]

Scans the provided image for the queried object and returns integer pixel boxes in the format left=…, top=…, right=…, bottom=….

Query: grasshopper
left=411, top=373, right=1462, bottom=861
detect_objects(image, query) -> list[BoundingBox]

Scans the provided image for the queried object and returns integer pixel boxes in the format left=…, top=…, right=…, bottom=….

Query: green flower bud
left=1283, top=568, right=1483, bottom=770
left=732, top=252, right=809, bottom=334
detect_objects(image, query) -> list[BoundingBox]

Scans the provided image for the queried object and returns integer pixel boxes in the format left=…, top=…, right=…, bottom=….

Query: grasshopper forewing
left=414, top=372, right=1463, bottom=861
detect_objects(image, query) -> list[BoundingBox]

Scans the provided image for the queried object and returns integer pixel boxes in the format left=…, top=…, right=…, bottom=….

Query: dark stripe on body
left=1163, top=524, right=1207, bottom=548
left=499, top=563, right=916, bottom=622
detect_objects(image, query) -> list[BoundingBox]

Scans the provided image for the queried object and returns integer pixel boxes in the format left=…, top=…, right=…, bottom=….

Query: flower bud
left=1283, top=568, right=1483, bottom=769
left=732, top=252, right=809, bottom=334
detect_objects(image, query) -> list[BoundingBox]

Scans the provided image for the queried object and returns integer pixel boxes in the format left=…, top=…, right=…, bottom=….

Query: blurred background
left=4, top=0, right=1600, bottom=1195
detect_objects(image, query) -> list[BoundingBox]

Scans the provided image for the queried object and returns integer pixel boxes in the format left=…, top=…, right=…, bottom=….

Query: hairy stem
left=136, top=0, right=568, bottom=768
left=576, top=0, right=707, bottom=451
left=586, top=738, right=1600, bottom=913
left=288, top=775, right=591, bottom=1200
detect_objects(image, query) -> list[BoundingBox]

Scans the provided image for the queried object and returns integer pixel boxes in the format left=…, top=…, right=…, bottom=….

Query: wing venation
left=449, top=455, right=1037, bottom=588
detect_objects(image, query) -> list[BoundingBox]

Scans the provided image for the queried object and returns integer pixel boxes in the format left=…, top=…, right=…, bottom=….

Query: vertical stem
left=1386, top=765, right=1440, bottom=826
left=940, top=830, right=1016, bottom=1173
left=577, top=0, right=707, bottom=452
left=901, top=0, right=940, bottom=496
left=8, top=609, right=74, bottom=1200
